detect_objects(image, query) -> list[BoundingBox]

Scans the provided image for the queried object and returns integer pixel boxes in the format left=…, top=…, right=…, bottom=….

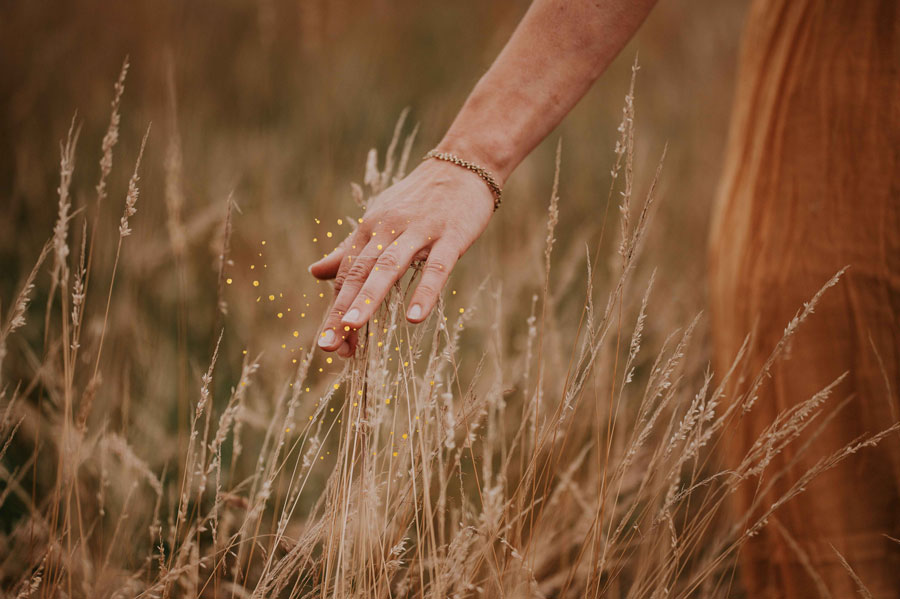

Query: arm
left=439, top=0, right=658, bottom=183
left=310, top=0, right=658, bottom=357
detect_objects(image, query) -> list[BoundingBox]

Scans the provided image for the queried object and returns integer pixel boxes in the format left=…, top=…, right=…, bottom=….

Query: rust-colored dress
left=708, top=0, right=900, bottom=597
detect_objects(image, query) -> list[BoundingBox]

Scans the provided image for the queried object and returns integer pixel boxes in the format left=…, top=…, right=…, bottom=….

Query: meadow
left=2, top=1, right=892, bottom=597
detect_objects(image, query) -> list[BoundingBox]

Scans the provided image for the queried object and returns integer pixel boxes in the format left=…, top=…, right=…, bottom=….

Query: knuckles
left=345, top=260, right=373, bottom=284
left=414, top=282, right=439, bottom=299
left=376, top=251, right=402, bottom=271
left=423, top=257, right=451, bottom=276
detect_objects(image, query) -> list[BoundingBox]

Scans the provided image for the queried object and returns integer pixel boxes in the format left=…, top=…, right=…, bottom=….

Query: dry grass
left=0, top=60, right=893, bottom=599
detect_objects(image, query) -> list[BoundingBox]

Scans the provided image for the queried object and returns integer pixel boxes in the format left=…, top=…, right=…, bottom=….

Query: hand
left=309, top=158, right=495, bottom=357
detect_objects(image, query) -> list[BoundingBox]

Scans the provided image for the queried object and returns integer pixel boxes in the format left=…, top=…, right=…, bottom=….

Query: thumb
left=309, top=242, right=347, bottom=280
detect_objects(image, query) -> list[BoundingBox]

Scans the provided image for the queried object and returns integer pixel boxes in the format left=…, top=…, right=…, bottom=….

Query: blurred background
left=0, top=0, right=748, bottom=562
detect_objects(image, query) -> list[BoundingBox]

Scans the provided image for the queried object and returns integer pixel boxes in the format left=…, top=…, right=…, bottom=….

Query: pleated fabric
left=708, top=0, right=900, bottom=596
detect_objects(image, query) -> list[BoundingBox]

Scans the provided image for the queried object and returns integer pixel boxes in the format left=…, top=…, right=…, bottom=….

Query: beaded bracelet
left=423, top=149, right=503, bottom=211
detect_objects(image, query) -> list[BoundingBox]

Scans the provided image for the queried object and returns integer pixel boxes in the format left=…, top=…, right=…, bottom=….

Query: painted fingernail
left=317, top=329, right=336, bottom=348
left=344, top=308, right=361, bottom=325
left=407, top=304, right=422, bottom=321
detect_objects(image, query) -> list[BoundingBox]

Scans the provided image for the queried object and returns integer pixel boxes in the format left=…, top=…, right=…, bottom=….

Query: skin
left=310, top=0, right=659, bottom=357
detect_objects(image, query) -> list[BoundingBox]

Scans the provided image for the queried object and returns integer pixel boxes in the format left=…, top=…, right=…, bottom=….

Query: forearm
left=437, top=0, right=658, bottom=184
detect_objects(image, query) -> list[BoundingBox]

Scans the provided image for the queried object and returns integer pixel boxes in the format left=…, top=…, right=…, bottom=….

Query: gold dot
left=377, top=244, right=383, bottom=250
left=392, top=452, right=398, bottom=457
left=292, top=358, right=297, bottom=364
left=253, top=280, right=260, bottom=287
left=402, top=433, right=408, bottom=439
left=326, top=232, right=333, bottom=238
left=301, top=312, right=306, bottom=317
left=326, top=357, right=333, bottom=364
left=452, top=290, right=457, bottom=295
left=313, top=237, right=318, bottom=242
left=269, top=294, right=275, bottom=301
left=385, top=398, right=391, bottom=404
left=337, top=218, right=343, bottom=225
left=277, top=312, right=283, bottom=318
left=319, top=293, right=324, bottom=298
left=333, top=383, right=340, bottom=389
left=315, top=218, right=321, bottom=224
left=358, top=218, right=364, bottom=223
left=226, top=277, right=233, bottom=284
left=293, top=330, right=299, bottom=337
left=242, top=349, right=248, bottom=355
left=365, top=299, right=371, bottom=304
left=281, top=343, right=286, bottom=348
left=459, top=308, right=465, bottom=314
left=250, top=265, right=255, bottom=270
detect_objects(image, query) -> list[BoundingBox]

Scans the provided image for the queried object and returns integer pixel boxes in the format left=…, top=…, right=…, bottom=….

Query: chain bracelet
left=423, top=149, right=502, bottom=211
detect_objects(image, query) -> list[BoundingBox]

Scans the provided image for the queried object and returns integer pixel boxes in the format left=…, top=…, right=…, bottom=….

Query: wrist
left=436, top=90, right=522, bottom=185
left=423, top=149, right=502, bottom=212
left=434, top=138, right=510, bottom=187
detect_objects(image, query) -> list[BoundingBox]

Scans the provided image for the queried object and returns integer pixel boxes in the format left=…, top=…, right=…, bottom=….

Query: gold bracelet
left=423, top=149, right=502, bottom=211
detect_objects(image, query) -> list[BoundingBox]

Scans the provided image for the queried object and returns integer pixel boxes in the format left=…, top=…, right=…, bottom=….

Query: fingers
left=336, top=328, right=358, bottom=358
left=406, top=241, right=459, bottom=323
left=340, top=232, right=425, bottom=329
left=317, top=239, right=384, bottom=351
left=309, top=233, right=355, bottom=280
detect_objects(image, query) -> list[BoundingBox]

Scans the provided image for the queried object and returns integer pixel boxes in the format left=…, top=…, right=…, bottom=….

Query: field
left=3, top=1, right=889, bottom=597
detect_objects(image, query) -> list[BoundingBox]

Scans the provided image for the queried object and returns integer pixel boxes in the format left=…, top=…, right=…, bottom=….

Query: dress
left=708, top=0, right=900, bottom=596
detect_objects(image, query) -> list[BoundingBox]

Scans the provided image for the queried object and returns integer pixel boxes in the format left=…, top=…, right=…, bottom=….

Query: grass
left=0, top=57, right=894, bottom=598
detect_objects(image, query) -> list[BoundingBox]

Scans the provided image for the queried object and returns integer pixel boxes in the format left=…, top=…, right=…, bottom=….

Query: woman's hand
left=309, top=158, right=495, bottom=357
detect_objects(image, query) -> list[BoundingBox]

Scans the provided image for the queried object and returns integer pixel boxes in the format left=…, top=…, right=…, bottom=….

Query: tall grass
left=0, top=63, right=893, bottom=599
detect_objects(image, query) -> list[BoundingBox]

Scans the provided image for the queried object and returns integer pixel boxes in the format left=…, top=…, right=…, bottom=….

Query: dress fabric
left=708, top=0, right=900, bottom=597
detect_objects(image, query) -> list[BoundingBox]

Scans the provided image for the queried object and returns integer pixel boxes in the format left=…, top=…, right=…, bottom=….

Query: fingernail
left=317, top=329, right=335, bottom=348
left=407, top=304, right=422, bottom=321
left=344, top=308, right=361, bottom=324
